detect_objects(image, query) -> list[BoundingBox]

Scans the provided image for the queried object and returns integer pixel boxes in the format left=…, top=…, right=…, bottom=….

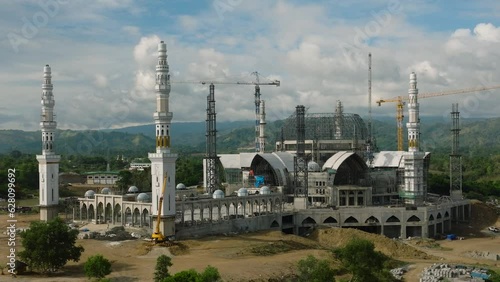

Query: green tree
left=84, top=254, right=112, bottom=279
left=154, top=255, right=173, bottom=282
left=333, top=237, right=395, bottom=282
left=198, top=265, right=221, bottom=282
left=19, top=217, right=84, bottom=273
left=297, top=255, right=335, bottom=282
left=162, top=269, right=199, bottom=282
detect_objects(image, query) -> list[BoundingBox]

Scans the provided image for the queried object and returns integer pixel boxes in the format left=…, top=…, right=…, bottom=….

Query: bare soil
left=0, top=200, right=499, bottom=282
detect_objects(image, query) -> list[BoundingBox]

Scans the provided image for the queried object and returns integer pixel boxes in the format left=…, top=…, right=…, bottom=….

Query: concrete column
left=381, top=224, right=384, bottom=236
left=421, top=225, right=428, bottom=238
left=200, top=207, right=204, bottom=222
left=400, top=223, right=406, bottom=239
left=191, top=203, right=194, bottom=223
left=181, top=202, right=185, bottom=225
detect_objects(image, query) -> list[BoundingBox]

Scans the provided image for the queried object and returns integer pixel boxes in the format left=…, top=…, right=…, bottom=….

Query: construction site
left=72, top=47, right=481, bottom=241
left=24, top=41, right=500, bottom=281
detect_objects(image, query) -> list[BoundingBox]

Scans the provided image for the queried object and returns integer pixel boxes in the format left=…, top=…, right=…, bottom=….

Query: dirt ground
left=1, top=200, right=500, bottom=282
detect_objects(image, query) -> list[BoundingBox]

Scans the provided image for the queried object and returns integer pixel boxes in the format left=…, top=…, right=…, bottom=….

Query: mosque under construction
left=38, top=41, right=470, bottom=240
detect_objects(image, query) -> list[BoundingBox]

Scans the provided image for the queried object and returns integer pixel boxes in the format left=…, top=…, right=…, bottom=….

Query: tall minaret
left=403, top=72, right=425, bottom=206
left=37, top=64, right=61, bottom=221
left=148, top=41, right=177, bottom=238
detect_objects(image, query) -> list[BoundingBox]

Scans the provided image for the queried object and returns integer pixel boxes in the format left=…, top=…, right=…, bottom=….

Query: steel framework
left=294, top=105, right=308, bottom=197
left=205, top=84, right=219, bottom=194
left=450, top=103, right=462, bottom=200
left=281, top=112, right=368, bottom=141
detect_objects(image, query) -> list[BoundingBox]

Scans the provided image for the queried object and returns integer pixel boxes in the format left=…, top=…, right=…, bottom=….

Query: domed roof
left=260, top=186, right=271, bottom=195
left=101, top=187, right=111, bottom=194
left=128, top=186, right=139, bottom=193
left=84, top=190, right=95, bottom=198
left=308, top=161, right=321, bottom=172
left=176, top=183, right=186, bottom=190
left=213, top=189, right=225, bottom=199
left=136, top=193, right=150, bottom=203
left=237, top=188, right=248, bottom=197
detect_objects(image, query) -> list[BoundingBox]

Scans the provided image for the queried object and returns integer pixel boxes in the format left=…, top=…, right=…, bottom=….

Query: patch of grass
left=249, top=240, right=313, bottom=256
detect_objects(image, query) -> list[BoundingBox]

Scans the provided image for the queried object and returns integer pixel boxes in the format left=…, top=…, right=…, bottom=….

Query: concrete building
left=84, top=171, right=120, bottom=185
left=37, top=65, right=60, bottom=221
left=69, top=45, right=470, bottom=240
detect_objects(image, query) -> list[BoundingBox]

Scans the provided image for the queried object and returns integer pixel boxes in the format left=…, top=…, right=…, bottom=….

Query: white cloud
left=473, top=23, right=500, bottom=42
left=178, top=15, right=198, bottom=31
left=122, top=25, right=140, bottom=36
left=1, top=1, right=500, bottom=131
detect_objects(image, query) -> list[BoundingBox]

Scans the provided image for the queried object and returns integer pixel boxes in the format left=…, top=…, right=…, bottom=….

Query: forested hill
left=0, top=117, right=499, bottom=157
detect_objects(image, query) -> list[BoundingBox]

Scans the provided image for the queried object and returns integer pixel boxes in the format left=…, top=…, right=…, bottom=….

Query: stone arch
left=114, top=203, right=121, bottom=223
left=302, top=217, right=316, bottom=225
left=386, top=215, right=400, bottom=223
left=142, top=208, right=149, bottom=227
left=344, top=216, right=359, bottom=223
left=407, top=215, right=421, bottom=222
left=88, top=204, right=95, bottom=221
left=133, top=208, right=141, bottom=225
left=124, top=207, right=132, bottom=225
left=97, top=202, right=104, bottom=223
left=323, top=216, right=337, bottom=224
left=81, top=203, right=88, bottom=220
left=365, top=216, right=380, bottom=224
left=105, top=203, right=112, bottom=223
left=270, top=220, right=280, bottom=228
left=444, top=211, right=450, bottom=218
left=437, top=212, right=442, bottom=219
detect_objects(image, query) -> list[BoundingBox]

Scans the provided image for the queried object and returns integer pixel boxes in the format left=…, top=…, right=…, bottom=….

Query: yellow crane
left=376, top=84, right=500, bottom=151
left=151, top=174, right=167, bottom=243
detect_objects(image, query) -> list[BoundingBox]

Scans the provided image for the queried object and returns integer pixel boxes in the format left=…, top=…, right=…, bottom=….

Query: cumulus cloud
left=2, top=1, right=500, bottom=130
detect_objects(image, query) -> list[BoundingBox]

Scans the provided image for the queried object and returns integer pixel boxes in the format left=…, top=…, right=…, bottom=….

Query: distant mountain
left=1, top=117, right=499, bottom=157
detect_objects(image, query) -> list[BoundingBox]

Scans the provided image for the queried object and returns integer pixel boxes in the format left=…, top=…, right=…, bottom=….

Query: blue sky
left=1, top=0, right=500, bottom=131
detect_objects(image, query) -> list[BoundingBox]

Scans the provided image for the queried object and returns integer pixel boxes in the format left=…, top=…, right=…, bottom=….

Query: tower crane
left=171, top=78, right=280, bottom=193
left=376, top=84, right=500, bottom=151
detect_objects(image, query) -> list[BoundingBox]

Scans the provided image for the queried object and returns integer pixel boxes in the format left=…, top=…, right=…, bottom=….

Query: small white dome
left=176, top=183, right=186, bottom=190
left=84, top=190, right=95, bottom=198
left=136, top=193, right=150, bottom=203
left=213, top=189, right=225, bottom=199
left=260, top=186, right=271, bottom=195
left=128, top=186, right=139, bottom=193
left=237, top=188, right=248, bottom=197
left=101, top=187, right=111, bottom=194
left=308, top=161, right=321, bottom=172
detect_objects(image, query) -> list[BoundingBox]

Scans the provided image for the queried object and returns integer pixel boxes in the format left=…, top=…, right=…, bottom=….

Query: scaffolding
left=280, top=112, right=368, bottom=141
left=294, top=105, right=308, bottom=197
left=450, top=103, right=462, bottom=200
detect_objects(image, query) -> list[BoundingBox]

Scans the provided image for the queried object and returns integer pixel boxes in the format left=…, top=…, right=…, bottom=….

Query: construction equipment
left=171, top=76, right=280, bottom=193
left=376, top=84, right=500, bottom=151
left=151, top=174, right=167, bottom=243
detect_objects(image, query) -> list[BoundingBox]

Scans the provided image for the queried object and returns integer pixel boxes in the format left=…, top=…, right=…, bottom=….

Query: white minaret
left=148, top=41, right=177, bottom=238
left=403, top=72, right=425, bottom=205
left=37, top=64, right=61, bottom=221
left=258, top=100, right=266, bottom=153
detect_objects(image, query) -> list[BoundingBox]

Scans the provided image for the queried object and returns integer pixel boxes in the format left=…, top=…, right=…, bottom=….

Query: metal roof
left=322, top=151, right=356, bottom=171
left=219, top=153, right=257, bottom=169
left=371, top=151, right=406, bottom=168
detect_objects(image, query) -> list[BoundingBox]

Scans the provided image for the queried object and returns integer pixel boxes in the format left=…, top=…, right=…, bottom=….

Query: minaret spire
left=41, top=64, right=56, bottom=154
left=37, top=64, right=61, bottom=221
left=154, top=41, right=172, bottom=153
left=407, top=72, right=420, bottom=151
